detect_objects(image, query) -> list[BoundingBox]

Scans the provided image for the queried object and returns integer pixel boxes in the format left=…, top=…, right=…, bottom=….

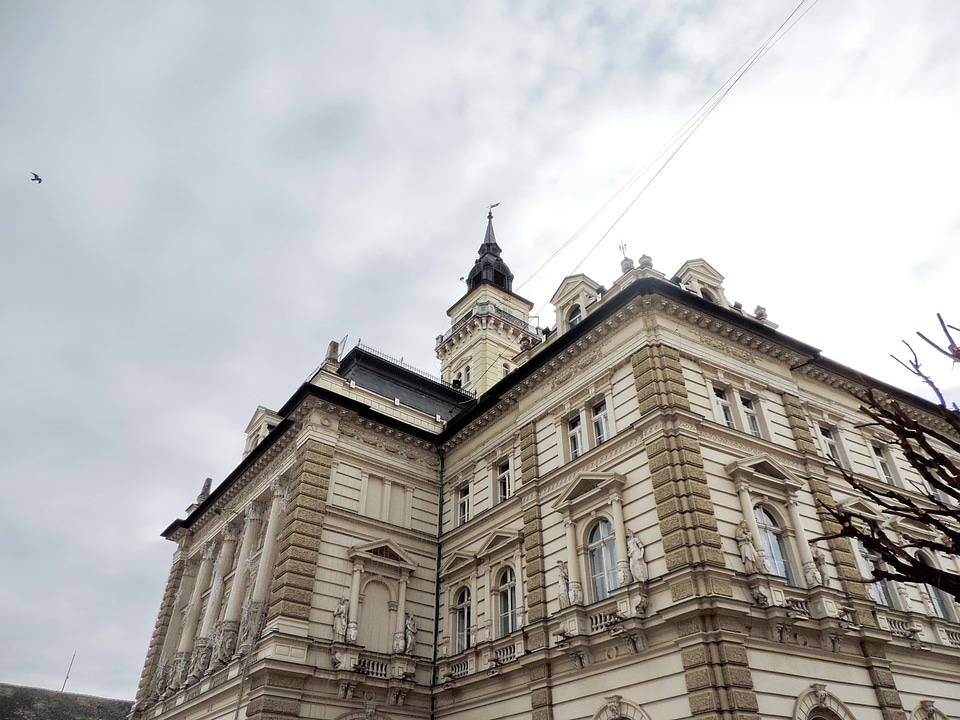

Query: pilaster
left=267, top=438, right=334, bottom=634
left=133, top=547, right=187, bottom=709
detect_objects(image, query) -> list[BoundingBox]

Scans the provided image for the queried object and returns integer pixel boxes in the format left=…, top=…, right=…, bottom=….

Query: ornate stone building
left=132, top=214, right=960, bottom=720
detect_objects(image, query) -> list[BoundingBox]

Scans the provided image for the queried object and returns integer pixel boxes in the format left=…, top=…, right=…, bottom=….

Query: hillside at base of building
left=0, top=682, right=132, bottom=720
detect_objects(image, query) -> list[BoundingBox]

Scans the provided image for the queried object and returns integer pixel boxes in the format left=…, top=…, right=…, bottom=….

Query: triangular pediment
left=439, top=551, right=476, bottom=577
left=477, top=529, right=518, bottom=559
left=725, top=455, right=802, bottom=491
left=244, top=405, right=281, bottom=434
left=673, top=259, right=724, bottom=286
left=552, top=472, right=625, bottom=512
left=350, top=538, right=418, bottom=571
left=550, top=274, right=601, bottom=307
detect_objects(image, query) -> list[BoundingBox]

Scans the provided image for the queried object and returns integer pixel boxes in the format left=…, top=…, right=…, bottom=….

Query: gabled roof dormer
left=672, top=259, right=729, bottom=308
left=550, top=274, right=603, bottom=334
left=243, top=406, right=283, bottom=458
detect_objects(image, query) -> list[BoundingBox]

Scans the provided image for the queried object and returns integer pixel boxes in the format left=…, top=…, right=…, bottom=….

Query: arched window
left=754, top=505, right=796, bottom=585
left=919, top=555, right=952, bottom=620
left=588, top=519, right=619, bottom=601
left=497, top=568, right=517, bottom=637
left=464, top=365, right=471, bottom=383
left=568, top=305, right=582, bottom=328
left=453, top=587, right=471, bottom=653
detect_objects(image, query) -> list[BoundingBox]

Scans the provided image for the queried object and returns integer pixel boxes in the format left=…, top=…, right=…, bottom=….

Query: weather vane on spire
left=487, top=202, right=500, bottom=219
left=618, top=241, right=627, bottom=258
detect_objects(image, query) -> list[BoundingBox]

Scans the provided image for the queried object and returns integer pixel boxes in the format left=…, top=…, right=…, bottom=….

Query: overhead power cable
left=516, top=0, right=820, bottom=300
left=472, top=0, right=820, bottom=388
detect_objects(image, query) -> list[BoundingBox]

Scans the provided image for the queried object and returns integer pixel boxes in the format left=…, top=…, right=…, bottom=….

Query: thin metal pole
left=60, top=650, right=77, bottom=692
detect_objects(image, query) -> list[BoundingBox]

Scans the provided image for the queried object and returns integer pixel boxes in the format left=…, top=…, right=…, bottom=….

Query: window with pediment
left=754, top=504, right=796, bottom=586
left=587, top=518, right=619, bottom=601
left=918, top=554, right=954, bottom=620
left=497, top=567, right=517, bottom=637
left=453, top=587, right=471, bottom=653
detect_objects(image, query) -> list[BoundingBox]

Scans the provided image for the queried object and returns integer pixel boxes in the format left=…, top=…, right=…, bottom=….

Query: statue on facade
left=404, top=614, right=416, bottom=655
left=803, top=562, right=823, bottom=588
left=626, top=531, right=647, bottom=582
left=812, top=546, right=828, bottom=585
left=736, top=521, right=765, bottom=574
left=557, top=561, right=570, bottom=608
left=333, top=599, right=349, bottom=642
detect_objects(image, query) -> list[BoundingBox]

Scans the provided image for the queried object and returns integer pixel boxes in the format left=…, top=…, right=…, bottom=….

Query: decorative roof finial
left=487, top=202, right=500, bottom=220
left=618, top=241, right=627, bottom=258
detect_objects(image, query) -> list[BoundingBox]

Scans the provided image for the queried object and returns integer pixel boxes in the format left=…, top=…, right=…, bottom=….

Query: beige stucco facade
left=132, top=237, right=960, bottom=720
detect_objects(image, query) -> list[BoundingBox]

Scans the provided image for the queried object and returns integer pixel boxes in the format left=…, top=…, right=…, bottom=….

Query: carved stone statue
left=803, top=561, right=823, bottom=588
left=736, top=521, right=765, bottom=574
left=812, top=546, right=828, bottom=585
left=557, top=561, right=570, bottom=609
left=333, top=599, right=349, bottom=643
left=404, top=614, right=416, bottom=655
left=627, top=531, right=647, bottom=582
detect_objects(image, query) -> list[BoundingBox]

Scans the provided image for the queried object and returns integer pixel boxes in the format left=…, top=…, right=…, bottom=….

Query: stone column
left=347, top=561, right=363, bottom=642
left=786, top=493, right=819, bottom=587
left=170, top=542, right=216, bottom=689
left=564, top=518, right=583, bottom=604
left=394, top=571, right=409, bottom=653
left=212, top=502, right=263, bottom=669
left=238, top=486, right=286, bottom=656
left=611, top=493, right=631, bottom=585
left=187, top=525, right=238, bottom=684
left=157, top=558, right=198, bottom=699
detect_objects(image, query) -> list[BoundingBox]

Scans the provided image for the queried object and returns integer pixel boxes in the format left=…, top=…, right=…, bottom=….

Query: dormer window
left=568, top=305, right=582, bottom=328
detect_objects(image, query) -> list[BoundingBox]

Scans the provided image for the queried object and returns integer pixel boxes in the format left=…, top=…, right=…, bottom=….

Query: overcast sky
left=2, top=1, right=958, bottom=700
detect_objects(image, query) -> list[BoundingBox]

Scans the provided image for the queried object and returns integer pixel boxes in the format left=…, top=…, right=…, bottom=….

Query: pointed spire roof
left=466, top=208, right=514, bottom=292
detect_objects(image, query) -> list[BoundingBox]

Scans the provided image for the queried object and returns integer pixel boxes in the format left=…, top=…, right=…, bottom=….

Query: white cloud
left=1, top=0, right=958, bottom=698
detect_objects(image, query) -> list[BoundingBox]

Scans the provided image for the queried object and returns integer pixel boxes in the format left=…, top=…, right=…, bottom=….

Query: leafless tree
left=818, top=315, right=960, bottom=602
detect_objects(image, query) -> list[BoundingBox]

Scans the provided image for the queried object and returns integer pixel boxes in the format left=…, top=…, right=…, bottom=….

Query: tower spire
left=467, top=204, right=512, bottom=292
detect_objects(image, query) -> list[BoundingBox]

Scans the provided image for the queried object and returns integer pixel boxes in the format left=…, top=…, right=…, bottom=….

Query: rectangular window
left=457, top=486, right=470, bottom=526
left=568, top=416, right=583, bottom=459
left=592, top=400, right=609, bottom=445
left=856, top=541, right=896, bottom=608
left=740, top=397, right=762, bottom=438
left=714, top=387, right=736, bottom=429
left=820, top=425, right=841, bottom=463
left=872, top=445, right=896, bottom=485
left=496, top=460, right=512, bottom=503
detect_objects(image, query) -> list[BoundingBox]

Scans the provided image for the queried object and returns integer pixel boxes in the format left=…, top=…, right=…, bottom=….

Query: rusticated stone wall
left=633, top=343, right=725, bottom=573
left=678, top=615, right=761, bottom=720
left=134, top=549, right=187, bottom=706
left=267, top=438, right=334, bottom=623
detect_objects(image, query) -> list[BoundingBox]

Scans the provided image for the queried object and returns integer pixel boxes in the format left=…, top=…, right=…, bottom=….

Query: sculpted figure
left=333, top=599, right=349, bottom=643
left=736, top=521, right=764, bottom=574
left=404, top=614, right=416, bottom=655
left=626, top=531, right=647, bottom=582
left=812, top=546, right=828, bottom=585
left=557, top=561, right=570, bottom=608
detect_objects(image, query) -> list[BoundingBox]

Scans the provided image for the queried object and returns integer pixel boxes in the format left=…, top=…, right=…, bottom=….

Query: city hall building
left=131, top=213, right=960, bottom=720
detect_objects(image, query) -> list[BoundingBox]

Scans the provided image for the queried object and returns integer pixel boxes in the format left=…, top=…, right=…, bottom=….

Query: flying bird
left=30, top=173, right=42, bottom=184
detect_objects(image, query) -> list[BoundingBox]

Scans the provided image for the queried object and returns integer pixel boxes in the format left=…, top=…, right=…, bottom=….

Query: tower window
left=568, top=305, right=581, bottom=328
